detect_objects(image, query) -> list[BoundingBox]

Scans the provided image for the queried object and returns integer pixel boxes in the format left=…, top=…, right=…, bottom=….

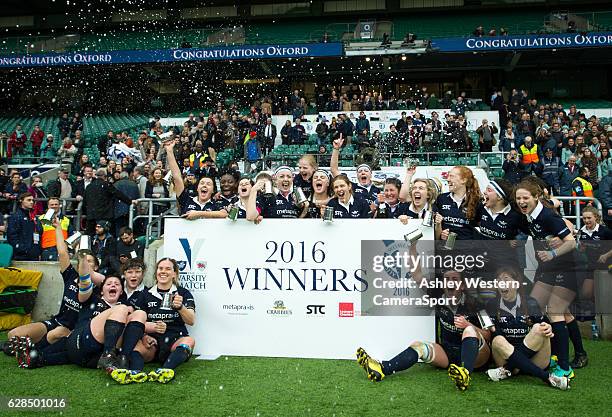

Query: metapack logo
left=339, top=302, right=354, bottom=318
left=306, top=305, right=325, bottom=315
left=267, top=300, right=293, bottom=316
left=222, top=304, right=255, bottom=315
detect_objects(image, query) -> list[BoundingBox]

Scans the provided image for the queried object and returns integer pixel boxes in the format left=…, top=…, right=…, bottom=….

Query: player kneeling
left=485, top=266, right=570, bottom=390
left=357, top=270, right=490, bottom=391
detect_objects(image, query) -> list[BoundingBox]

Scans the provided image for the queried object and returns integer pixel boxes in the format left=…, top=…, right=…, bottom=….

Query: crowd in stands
left=1, top=86, right=611, bottom=268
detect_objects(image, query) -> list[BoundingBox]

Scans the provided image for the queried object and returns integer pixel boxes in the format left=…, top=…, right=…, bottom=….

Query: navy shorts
left=42, top=317, right=63, bottom=332
left=66, top=325, right=103, bottom=368
left=152, top=330, right=189, bottom=364
left=535, top=269, right=577, bottom=292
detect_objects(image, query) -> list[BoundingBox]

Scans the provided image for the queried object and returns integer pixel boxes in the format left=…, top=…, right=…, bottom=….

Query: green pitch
left=0, top=338, right=611, bottom=417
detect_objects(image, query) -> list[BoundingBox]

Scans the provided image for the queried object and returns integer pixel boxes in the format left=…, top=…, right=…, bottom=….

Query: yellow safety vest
left=38, top=215, right=70, bottom=249
left=519, top=144, right=539, bottom=164
left=572, top=176, right=593, bottom=203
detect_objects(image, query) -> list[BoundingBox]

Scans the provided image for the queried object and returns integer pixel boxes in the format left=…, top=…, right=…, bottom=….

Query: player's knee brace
left=410, top=342, right=435, bottom=364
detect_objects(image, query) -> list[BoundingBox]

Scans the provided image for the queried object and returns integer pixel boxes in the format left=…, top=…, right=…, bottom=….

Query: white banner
left=163, top=218, right=435, bottom=360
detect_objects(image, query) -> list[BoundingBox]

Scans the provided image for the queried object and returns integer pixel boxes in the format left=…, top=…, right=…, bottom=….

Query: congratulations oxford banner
left=432, top=32, right=612, bottom=52
left=0, top=42, right=343, bottom=68
left=163, top=218, right=435, bottom=360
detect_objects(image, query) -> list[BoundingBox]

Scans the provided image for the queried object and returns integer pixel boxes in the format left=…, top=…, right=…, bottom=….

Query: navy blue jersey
left=523, top=203, right=573, bottom=269
left=377, top=202, right=411, bottom=219
left=578, top=224, right=612, bottom=267
left=485, top=295, right=545, bottom=348
left=477, top=206, right=525, bottom=240
left=294, top=174, right=314, bottom=199
left=177, top=190, right=221, bottom=215
left=215, top=194, right=238, bottom=210
left=75, top=293, right=118, bottom=329
left=131, top=285, right=196, bottom=335
left=352, top=182, right=380, bottom=207
left=435, top=192, right=481, bottom=240
left=436, top=299, right=481, bottom=348
left=326, top=196, right=371, bottom=218
left=257, top=193, right=300, bottom=219
left=52, top=265, right=81, bottom=330
left=405, top=203, right=437, bottom=220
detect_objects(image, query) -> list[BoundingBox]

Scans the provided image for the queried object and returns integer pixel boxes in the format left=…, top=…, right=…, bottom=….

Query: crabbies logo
left=267, top=300, right=293, bottom=316
left=177, top=238, right=207, bottom=291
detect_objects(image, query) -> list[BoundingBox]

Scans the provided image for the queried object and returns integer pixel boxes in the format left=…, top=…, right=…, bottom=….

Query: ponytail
left=455, top=166, right=480, bottom=221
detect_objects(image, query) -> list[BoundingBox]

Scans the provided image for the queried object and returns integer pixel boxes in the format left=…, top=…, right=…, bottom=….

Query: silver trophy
left=422, top=210, right=434, bottom=227
left=323, top=206, right=334, bottom=222
left=77, top=235, right=93, bottom=256
left=255, top=172, right=275, bottom=197
left=65, top=232, right=82, bottom=249
left=444, top=231, right=457, bottom=250
left=293, top=187, right=308, bottom=207
left=40, top=209, right=56, bottom=226
left=163, top=170, right=172, bottom=184
left=404, top=229, right=423, bottom=244
left=477, top=309, right=495, bottom=330
left=160, top=292, right=174, bottom=310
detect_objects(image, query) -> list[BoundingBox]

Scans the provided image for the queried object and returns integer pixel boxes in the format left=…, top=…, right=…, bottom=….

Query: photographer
left=502, top=149, right=524, bottom=185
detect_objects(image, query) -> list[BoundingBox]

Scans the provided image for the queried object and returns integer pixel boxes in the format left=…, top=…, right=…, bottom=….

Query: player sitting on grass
left=109, top=257, right=196, bottom=384
left=357, top=269, right=491, bottom=391
left=485, top=266, right=570, bottom=390
left=2, top=218, right=104, bottom=356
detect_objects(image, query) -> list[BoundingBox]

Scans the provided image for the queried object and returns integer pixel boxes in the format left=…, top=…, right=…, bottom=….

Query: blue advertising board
left=0, top=42, right=343, bottom=68
left=432, top=32, right=612, bottom=52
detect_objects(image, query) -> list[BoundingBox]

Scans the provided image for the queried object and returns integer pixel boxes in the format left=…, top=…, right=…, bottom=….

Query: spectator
left=37, top=197, right=73, bottom=261
left=488, top=27, right=497, bottom=36
left=111, top=227, right=145, bottom=274
left=599, top=147, right=611, bottom=178
left=180, top=38, right=192, bottom=48
left=73, top=130, right=84, bottom=150
left=355, top=111, right=371, bottom=139
left=579, top=148, right=599, bottom=189
left=133, top=166, right=148, bottom=199
left=572, top=167, right=594, bottom=212
left=502, top=149, right=523, bottom=184
left=114, top=171, right=140, bottom=236
left=518, top=136, right=541, bottom=175
left=452, top=96, right=466, bottom=116
left=92, top=220, right=116, bottom=276
left=27, top=175, right=49, bottom=216
left=290, top=119, right=306, bottom=145
left=40, top=134, right=55, bottom=161
left=145, top=167, right=171, bottom=216
left=83, top=168, right=135, bottom=236
left=539, top=148, right=563, bottom=195
left=57, top=113, right=70, bottom=138
left=262, top=118, right=277, bottom=157
left=561, top=137, right=576, bottom=164
left=3, top=172, right=28, bottom=205
left=599, top=168, right=612, bottom=228
left=473, top=26, right=484, bottom=37
left=188, top=140, right=209, bottom=177
left=30, top=124, right=44, bottom=158
left=8, top=124, right=26, bottom=158
left=72, top=165, right=94, bottom=209
left=560, top=154, right=580, bottom=215
left=498, top=125, right=518, bottom=152
left=476, top=119, right=498, bottom=153
left=244, top=131, right=261, bottom=174
left=316, top=118, right=329, bottom=145
left=57, top=137, right=78, bottom=169
left=7, top=192, right=40, bottom=261
left=47, top=168, right=75, bottom=206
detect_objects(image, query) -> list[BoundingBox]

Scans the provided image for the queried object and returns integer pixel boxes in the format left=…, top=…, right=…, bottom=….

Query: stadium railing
left=557, top=196, right=602, bottom=230
left=128, top=198, right=177, bottom=246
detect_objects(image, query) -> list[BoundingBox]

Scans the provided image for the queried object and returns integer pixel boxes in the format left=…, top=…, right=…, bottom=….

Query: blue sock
left=381, top=347, right=419, bottom=375
left=507, top=350, right=548, bottom=381
left=162, top=345, right=191, bottom=370
left=129, top=351, right=145, bottom=372
left=103, top=319, right=125, bottom=354
left=551, top=322, right=570, bottom=371
left=461, top=337, right=479, bottom=373
left=120, top=321, right=144, bottom=357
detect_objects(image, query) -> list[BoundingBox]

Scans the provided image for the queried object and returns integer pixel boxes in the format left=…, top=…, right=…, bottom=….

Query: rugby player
left=484, top=266, right=570, bottom=390
left=324, top=175, right=371, bottom=219
left=357, top=270, right=490, bottom=391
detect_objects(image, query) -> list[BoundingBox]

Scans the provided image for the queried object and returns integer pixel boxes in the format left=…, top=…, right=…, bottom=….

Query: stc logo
left=339, top=302, right=354, bottom=318
left=306, top=305, right=325, bottom=315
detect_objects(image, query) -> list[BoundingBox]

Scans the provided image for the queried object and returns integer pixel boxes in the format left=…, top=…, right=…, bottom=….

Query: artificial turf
left=0, top=337, right=611, bottom=417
